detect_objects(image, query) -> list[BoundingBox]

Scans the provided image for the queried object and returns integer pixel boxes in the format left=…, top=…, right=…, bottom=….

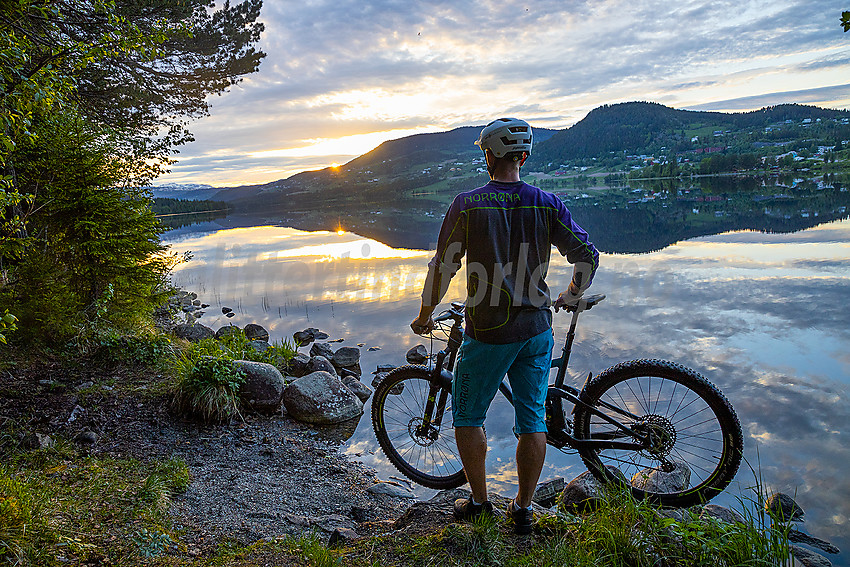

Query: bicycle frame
left=416, top=298, right=652, bottom=453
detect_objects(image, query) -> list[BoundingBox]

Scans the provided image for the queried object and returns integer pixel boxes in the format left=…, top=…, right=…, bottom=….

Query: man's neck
left=491, top=170, right=521, bottom=183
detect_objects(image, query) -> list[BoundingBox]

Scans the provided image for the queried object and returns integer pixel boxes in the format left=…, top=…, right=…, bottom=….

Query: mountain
left=198, top=101, right=849, bottom=216
left=527, top=101, right=850, bottom=169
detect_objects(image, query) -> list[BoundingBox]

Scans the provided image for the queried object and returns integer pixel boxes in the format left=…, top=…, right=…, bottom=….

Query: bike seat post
left=554, top=308, right=582, bottom=387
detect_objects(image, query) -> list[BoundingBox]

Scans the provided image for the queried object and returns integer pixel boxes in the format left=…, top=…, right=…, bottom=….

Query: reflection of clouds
left=164, top=220, right=850, bottom=564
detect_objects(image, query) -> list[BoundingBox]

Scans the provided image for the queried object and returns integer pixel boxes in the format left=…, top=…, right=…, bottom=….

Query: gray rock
left=174, top=323, right=214, bottom=342
left=244, top=323, right=269, bottom=342
left=225, top=312, right=235, bottom=318
left=307, top=355, right=337, bottom=376
left=341, top=375, right=372, bottom=403
left=74, top=430, right=98, bottom=446
left=328, top=527, right=359, bottom=547
left=333, top=346, right=361, bottom=368
left=293, top=330, right=315, bottom=347
left=22, top=432, right=54, bottom=450
left=287, top=353, right=311, bottom=377
left=282, top=371, right=363, bottom=424
left=215, top=325, right=242, bottom=340
left=222, top=306, right=233, bottom=314
left=791, top=546, right=833, bottom=567
left=699, top=504, right=744, bottom=524
left=368, top=346, right=381, bottom=351
left=367, top=481, right=416, bottom=498
left=310, top=342, right=335, bottom=359
left=788, top=530, right=840, bottom=554
left=375, top=364, right=397, bottom=373
left=533, top=477, right=566, bottom=507
left=631, top=461, right=690, bottom=494
left=250, top=340, right=270, bottom=353
left=766, top=492, right=805, bottom=522
left=558, top=467, right=626, bottom=511
left=233, top=360, right=286, bottom=413
left=371, top=372, right=388, bottom=389
left=406, top=345, right=428, bottom=364
left=76, top=381, right=94, bottom=391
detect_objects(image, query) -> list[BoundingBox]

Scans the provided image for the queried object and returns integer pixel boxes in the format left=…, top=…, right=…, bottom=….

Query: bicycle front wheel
left=573, top=359, right=743, bottom=508
left=371, top=366, right=466, bottom=489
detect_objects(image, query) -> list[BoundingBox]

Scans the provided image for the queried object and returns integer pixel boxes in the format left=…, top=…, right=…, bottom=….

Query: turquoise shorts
left=452, top=329, right=554, bottom=435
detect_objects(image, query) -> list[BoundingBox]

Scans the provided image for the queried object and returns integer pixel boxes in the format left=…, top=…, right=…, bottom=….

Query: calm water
left=164, top=212, right=850, bottom=564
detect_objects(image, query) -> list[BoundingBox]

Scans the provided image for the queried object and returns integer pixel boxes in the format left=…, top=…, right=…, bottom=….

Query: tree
left=0, top=0, right=265, bottom=343
left=842, top=11, right=850, bottom=31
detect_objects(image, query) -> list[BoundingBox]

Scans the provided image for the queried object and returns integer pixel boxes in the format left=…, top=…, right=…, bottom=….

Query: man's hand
left=410, top=316, right=434, bottom=335
left=554, top=282, right=583, bottom=313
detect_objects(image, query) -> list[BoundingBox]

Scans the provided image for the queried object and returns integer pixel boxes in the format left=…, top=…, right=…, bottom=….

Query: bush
left=171, top=355, right=246, bottom=423
left=94, top=331, right=176, bottom=367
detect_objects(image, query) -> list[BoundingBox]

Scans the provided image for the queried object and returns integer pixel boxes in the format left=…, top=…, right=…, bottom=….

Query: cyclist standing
left=410, top=117, right=599, bottom=534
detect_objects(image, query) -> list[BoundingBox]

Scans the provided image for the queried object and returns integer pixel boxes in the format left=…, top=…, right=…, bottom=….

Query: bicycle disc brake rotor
left=408, top=417, right=439, bottom=447
left=634, top=414, right=676, bottom=459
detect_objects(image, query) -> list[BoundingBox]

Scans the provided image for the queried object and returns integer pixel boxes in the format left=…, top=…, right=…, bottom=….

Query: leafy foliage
left=842, top=11, right=850, bottom=32
left=171, top=354, right=246, bottom=422
left=0, top=0, right=265, bottom=344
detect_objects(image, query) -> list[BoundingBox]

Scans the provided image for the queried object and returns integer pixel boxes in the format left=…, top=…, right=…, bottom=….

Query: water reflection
left=165, top=219, right=850, bottom=566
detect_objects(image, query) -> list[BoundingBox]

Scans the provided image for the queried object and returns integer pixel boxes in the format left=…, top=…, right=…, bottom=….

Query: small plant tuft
left=171, top=355, right=246, bottom=422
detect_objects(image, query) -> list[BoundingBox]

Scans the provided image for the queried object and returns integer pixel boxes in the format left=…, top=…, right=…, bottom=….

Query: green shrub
left=171, top=355, right=246, bottom=422
left=94, top=331, right=175, bottom=367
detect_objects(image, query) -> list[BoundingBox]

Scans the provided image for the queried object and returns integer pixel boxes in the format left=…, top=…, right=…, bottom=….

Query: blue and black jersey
left=422, top=180, right=599, bottom=344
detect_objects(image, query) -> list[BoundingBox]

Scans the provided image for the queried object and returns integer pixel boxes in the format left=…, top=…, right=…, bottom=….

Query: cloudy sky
left=160, top=0, right=850, bottom=187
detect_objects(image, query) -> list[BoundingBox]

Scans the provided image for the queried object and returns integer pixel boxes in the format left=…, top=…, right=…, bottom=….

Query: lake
left=163, top=190, right=850, bottom=564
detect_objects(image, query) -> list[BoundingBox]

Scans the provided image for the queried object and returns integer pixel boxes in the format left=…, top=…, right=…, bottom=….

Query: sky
left=158, top=0, right=850, bottom=187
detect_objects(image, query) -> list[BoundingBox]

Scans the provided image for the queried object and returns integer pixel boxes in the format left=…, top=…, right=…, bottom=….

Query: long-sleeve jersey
left=421, top=180, right=599, bottom=344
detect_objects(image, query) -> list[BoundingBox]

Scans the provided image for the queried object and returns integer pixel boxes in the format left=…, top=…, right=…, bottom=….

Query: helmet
left=474, top=117, right=533, bottom=158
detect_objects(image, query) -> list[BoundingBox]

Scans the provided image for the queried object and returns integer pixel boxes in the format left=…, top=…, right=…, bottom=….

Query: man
left=410, top=117, right=599, bottom=534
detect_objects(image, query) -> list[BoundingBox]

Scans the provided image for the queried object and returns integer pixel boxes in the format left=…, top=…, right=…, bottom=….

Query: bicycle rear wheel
left=573, top=359, right=743, bottom=508
left=372, top=366, right=466, bottom=489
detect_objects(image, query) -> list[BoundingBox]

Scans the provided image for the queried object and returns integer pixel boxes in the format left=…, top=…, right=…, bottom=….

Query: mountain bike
left=371, top=294, right=743, bottom=508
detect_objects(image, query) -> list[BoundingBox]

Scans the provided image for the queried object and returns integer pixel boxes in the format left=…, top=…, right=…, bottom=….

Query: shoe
left=453, top=497, right=494, bottom=521
left=509, top=500, right=534, bottom=535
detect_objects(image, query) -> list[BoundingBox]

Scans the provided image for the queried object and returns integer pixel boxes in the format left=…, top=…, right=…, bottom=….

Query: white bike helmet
left=474, top=117, right=533, bottom=158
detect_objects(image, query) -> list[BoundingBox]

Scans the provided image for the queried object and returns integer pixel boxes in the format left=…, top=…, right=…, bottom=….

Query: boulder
left=307, top=355, right=337, bottom=376
left=174, top=323, right=214, bottom=342
left=333, top=346, right=361, bottom=369
left=327, top=527, right=359, bottom=547
left=406, top=345, right=428, bottom=364
left=233, top=360, right=286, bottom=413
left=631, top=461, right=690, bottom=494
left=215, top=325, right=242, bottom=340
left=766, top=492, right=805, bottom=522
left=558, top=467, right=627, bottom=512
left=244, top=323, right=269, bottom=342
left=283, top=371, right=364, bottom=424
left=341, top=375, right=372, bottom=402
left=287, top=353, right=311, bottom=377
left=310, top=342, right=335, bottom=359
left=250, top=340, right=270, bottom=353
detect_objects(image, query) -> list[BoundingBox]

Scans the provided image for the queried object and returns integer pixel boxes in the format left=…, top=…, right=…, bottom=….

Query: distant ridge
left=205, top=101, right=849, bottom=207
left=527, top=101, right=849, bottom=168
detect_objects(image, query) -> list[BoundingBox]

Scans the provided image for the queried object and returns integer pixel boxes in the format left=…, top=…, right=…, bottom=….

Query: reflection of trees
left=197, top=180, right=850, bottom=255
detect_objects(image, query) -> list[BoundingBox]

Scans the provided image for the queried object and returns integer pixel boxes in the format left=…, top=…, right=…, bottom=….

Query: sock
left=512, top=499, right=532, bottom=511
left=471, top=497, right=483, bottom=506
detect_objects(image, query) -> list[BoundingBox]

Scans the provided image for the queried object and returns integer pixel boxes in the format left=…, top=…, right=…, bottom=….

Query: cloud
left=160, top=0, right=850, bottom=186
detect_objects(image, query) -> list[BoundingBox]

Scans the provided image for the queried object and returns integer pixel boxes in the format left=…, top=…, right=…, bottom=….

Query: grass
left=0, top=439, right=191, bottom=566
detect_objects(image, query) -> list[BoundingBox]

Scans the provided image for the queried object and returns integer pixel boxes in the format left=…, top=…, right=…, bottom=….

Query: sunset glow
left=158, top=1, right=850, bottom=187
